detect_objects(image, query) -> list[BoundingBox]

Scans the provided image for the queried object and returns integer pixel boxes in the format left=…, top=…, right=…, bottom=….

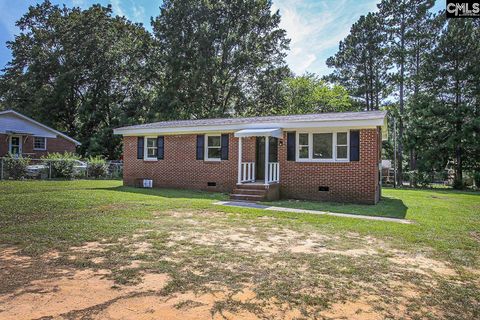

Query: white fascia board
left=0, top=110, right=81, bottom=145
left=114, top=118, right=386, bottom=136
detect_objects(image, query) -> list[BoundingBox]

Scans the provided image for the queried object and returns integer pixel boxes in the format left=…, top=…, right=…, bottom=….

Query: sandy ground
left=0, top=238, right=462, bottom=320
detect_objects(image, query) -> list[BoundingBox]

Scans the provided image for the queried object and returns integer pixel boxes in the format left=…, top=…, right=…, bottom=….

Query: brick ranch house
left=0, top=110, right=80, bottom=158
left=114, top=111, right=387, bottom=204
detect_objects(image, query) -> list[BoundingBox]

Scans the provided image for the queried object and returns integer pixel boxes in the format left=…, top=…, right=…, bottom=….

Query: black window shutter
left=350, top=130, right=360, bottom=161
left=137, top=137, right=144, bottom=159
left=221, top=134, right=229, bottom=160
left=287, top=132, right=296, bottom=161
left=157, top=136, right=164, bottom=160
left=196, top=135, right=205, bottom=160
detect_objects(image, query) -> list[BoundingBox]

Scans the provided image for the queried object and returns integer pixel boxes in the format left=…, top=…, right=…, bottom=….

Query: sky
left=0, top=0, right=444, bottom=76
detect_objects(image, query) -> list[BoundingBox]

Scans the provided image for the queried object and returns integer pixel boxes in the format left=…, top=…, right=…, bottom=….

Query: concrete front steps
left=230, top=182, right=280, bottom=201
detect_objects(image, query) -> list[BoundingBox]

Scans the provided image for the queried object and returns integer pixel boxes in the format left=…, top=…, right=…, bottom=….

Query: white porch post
left=265, top=136, right=269, bottom=185
left=237, top=137, right=242, bottom=184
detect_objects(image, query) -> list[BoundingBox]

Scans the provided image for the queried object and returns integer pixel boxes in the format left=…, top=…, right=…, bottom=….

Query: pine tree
left=377, top=0, right=435, bottom=185
left=326, top=13, right=389, bottom=111
left=415, top=17, right=480, bottom=187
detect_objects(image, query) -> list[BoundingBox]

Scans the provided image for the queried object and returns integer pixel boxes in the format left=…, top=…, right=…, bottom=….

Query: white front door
left=9, top=136, right=22, bottom=156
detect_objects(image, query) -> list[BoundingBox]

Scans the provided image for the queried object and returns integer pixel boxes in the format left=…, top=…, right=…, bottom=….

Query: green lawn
left=0, top=180, right=479, bottom=319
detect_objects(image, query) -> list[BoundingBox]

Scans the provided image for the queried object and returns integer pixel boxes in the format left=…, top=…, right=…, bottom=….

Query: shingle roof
left=116, top=111, right=386, bottom=131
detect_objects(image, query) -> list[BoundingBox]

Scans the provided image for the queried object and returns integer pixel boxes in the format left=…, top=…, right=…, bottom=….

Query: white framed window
left=144, top=137, right=158, bottom=160
left=9, top=136, right=22, bottom=155
left=296, top=131, right=349, bottom=162
left=298, top=133, right=309, bottom=159
left=313, top=133, right=333, bottom=159
left=205, top=134, right=221, bottom=161
left=336, top=132, right=348, bottom=160
left=33, top=137, right=47, bottom=150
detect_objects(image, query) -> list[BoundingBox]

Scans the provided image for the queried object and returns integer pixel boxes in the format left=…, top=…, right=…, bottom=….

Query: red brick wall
left=0, top=134, right=7, bottom=157
left=122, top=128, right=382, bottom=204
left=123, top=134, right=239, bottom=192
left=0, top=134, right=77, bottom=158
left=278, top=128, right=381, bottom=204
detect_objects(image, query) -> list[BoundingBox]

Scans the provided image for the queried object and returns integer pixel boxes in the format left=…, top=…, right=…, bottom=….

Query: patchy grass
left=0, top=180, right=479, bottom=319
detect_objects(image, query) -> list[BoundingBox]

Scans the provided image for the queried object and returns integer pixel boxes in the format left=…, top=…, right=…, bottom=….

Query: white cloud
left=110, top=0, right=125, bottom=17
left=273, top=0, right=379, bottom=76
left=132, top=3, right=145, bottom=21
left=71, top=0, right=86, bottom=6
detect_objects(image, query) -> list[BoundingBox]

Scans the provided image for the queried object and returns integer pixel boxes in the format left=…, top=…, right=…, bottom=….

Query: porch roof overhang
left=234, top=128, right=283, bottom=139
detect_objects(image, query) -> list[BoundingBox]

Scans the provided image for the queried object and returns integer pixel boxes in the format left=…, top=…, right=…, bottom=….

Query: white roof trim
left=0, top=110, right=81, bottom=145
left=234, top=128, right=283, bottom=138
left=114, top=118, right=386, bottom=136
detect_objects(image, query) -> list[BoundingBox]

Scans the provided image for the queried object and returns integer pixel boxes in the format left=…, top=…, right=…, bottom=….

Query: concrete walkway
left=214, top=201, right=413, bottom=224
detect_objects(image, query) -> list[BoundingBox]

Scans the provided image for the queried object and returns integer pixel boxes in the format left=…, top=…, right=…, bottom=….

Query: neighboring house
left=0, top=110, right=80, bottom=158
left=114, top=111, right=387, bottom=204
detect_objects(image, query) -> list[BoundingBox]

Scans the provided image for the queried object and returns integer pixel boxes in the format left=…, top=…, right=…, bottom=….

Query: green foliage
left=151, top=0, right=290, bottom=118
left=0, top=1, right=153, bottom=159
left=42, top=152, right=81, bottom=179
left=2, top=154, right=30, bottom=180
left=326, top=12, right=389, bottom=111
left=87, top=156, right=108, bottom=179
left=473, top=172, right=480, bottom=189
left=406, top=170, right=432, bottom=188
left=281, top=73, right=354, bottom=114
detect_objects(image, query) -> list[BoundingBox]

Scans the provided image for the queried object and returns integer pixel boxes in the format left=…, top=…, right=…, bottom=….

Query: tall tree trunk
left=397, top=18, right=405, bottom=187
left=454, top=74, right=463, bottom=188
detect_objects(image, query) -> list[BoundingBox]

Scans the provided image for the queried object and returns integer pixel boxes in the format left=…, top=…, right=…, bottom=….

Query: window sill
left=33, top=148, right=46, bottom=151
left=296, top=159, right=350, bottom=163
left=143, top=158, right=158, bottom=162
left=204, top=159, right=222, bottom=163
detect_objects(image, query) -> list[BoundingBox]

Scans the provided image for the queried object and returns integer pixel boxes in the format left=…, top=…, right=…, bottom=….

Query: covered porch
left=235, top=128, right=281, bottom=186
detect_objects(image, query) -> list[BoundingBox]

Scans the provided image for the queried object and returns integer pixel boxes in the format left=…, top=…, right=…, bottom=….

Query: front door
left=256, top=137, right=278, bottom=181
left=9, top=136, right=22, bottom=156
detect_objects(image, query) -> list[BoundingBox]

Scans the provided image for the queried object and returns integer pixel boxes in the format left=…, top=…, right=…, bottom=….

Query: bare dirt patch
left=388, top=253, right=457, bottom=277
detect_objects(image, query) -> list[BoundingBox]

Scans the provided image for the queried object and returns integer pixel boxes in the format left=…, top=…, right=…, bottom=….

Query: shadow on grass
left=93, top=185, right=229, bottom=201
left=265, top=196, right=409, bottom=219
left=383, top=186, right=480, bottom=197
left=97, top=185, right=408, bottom=219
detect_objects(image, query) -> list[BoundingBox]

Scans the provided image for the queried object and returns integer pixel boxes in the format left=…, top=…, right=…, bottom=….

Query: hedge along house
left=0, top=110, right=80, bottom=158
left=114, top=111, right=387, bottom=204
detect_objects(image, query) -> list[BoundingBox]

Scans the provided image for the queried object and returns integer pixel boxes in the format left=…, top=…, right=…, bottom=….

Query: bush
left=87, top=156, right=108, bottom=178
left=474, top=172, right=480, bottom=189
left=2, top=153, right=30, bottom=180
left=407, top=170, right=432, bottom=188
left=42, top=152, right=81, bottom=179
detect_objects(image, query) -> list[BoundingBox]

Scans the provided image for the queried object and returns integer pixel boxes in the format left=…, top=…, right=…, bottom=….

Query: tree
left=412, top=17, right=480, bottom=187
left=0, top=1, right=153, bottom=158
left=281, top=73, right=354, bottom=115
left=326, top=12, right=389, bottom=111
left=377, top=0, right=435, bottom=185
left=151, top=0, right=290, bottom=119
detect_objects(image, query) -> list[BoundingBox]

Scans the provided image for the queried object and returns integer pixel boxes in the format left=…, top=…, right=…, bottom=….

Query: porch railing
left=240, top=162, right=256, bottom=182
left=267, top=162, right=279, bottom=183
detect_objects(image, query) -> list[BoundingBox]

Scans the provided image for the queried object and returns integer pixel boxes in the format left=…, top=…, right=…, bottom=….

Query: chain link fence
left=0, top=157, right=122, bottom=180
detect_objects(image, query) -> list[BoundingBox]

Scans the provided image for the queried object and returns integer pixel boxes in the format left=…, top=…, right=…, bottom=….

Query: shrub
left=417, top=172, right=433, bottom=188
left=42, top=152, right=81, bottom=179
left=474, top=172, right=480, bottom=189
left=2, top=153, right=30, bottom=180
left=87, top=156, right=108, bottom=178
left=407, top=170, right=432, bottom=188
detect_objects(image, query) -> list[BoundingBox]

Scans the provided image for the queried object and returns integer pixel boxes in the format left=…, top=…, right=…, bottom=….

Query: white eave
left=114, top=118, right=387, bottom=138
left=0, top=110, right=81, bottom=145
